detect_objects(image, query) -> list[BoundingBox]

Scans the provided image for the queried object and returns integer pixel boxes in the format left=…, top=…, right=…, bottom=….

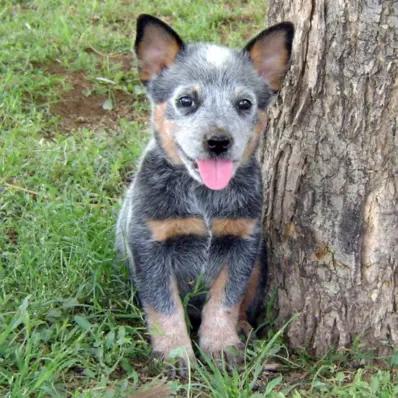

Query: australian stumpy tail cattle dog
left=116, top=14, right=294, bottom=374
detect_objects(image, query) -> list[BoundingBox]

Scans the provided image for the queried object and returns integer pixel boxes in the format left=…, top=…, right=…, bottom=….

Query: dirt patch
left=44, top=62, right=136, bottom=132
left=84, top=47, right=134, bottom=72
left=5, top=227, right=18, bottom=245
left=108, top=53, right=133, bottom=72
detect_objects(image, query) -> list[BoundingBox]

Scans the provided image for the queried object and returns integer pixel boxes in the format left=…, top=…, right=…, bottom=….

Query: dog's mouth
left=177, top=145, right=236, bottom=190
left=196, top=159, right=234, bottom=190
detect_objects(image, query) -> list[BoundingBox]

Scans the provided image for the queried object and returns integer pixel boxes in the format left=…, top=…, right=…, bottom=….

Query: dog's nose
left=205, top=135, right=232, bottom=155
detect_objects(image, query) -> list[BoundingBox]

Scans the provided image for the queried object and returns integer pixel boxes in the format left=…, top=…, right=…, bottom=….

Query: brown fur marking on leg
left=147, top=217, right=207, bottom=241
left=145, top=278, right=193, bottom=359
left=199, top=267, right=241, bottom=353
left=212, top=217, right=257, bottom=239
left=153, top=103, right=182, bottom=164
left=239, top=261, right=261, bottom=322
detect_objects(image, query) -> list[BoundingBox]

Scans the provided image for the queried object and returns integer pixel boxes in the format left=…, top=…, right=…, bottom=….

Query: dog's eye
left=236, top=99, right=252, bottom=111
left=177, top=95, right=195, bottom=108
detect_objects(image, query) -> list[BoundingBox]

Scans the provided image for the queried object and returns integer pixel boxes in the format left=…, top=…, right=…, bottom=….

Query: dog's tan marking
left=212, top=218, right=257, bottom=239
left=145, top=278, right=194, bottom=359
left=242, top=110, right=267, bottom=163
left=239, top=261, right=261, bottom=322
left=199, top=267, right=241, bottom=353
left=153, top=103, right=182, bottom=164
left=147, top=217, right=207, bottom=241
left=136, top=23, right=181, bottom=83
left=248, top=30, right=290, bottom=91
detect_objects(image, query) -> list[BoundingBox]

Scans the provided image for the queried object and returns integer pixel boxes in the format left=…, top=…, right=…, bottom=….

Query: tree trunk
left=263, top=0, right=398, bottom=356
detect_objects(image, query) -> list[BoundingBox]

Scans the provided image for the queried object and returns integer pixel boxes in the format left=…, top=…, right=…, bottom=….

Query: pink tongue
left=197, top=159, right=234, bottom=190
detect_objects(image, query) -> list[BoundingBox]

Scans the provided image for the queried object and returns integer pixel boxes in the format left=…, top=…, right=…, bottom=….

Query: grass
left=1, top=0, right=397, bottom=396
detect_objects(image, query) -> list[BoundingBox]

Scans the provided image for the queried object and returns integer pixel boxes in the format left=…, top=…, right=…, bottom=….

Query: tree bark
left=263, top=0, right=398, bottom=356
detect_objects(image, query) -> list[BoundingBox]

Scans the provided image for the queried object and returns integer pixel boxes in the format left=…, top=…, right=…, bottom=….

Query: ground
left=1, top=0, right=397, bottom=397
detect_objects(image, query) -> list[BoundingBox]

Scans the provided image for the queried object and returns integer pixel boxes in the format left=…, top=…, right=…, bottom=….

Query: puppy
left=116, top=14, right=294, bottom=373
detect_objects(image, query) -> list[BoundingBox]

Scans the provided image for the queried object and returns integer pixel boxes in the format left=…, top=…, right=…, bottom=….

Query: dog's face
left=135, top=15, right=294, bottom=190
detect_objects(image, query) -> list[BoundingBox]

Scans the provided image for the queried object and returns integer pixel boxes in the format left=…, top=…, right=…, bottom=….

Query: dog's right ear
left=135, top=14, right=184, bottom=84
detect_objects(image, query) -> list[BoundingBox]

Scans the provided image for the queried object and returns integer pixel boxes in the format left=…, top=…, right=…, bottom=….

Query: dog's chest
left=171, top=188, right=236, bottom=288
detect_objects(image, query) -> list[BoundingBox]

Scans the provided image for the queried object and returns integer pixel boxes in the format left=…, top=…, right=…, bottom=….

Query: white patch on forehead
left=205, top=45, right=232, bottom=68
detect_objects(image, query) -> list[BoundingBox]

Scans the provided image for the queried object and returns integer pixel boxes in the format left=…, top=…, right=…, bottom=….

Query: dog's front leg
left=131, top=216, right=209, bottom=373
left=133, top=256, right=194, bottom=372
left=133, top=261, right=194, bottom=377
left=141, top=276, right=194, bottom=373
left=199, top=217, right=261, bottom=365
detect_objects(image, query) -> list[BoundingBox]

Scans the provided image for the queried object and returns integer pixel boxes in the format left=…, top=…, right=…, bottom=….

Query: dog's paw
left=199, top=329, right=245, bottom=369
left=201, top=341, right=245, bottom=369
left=238, top=319, right=256, bottom=340
left=153, top=346, right=195, bottom=379
left=164, top=356, right=192, bottom=379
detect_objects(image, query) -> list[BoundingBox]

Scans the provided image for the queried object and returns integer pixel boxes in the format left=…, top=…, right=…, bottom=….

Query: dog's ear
left=244, top=22, right=294, bottom=91
left=135, top=14, right=184, bottom=84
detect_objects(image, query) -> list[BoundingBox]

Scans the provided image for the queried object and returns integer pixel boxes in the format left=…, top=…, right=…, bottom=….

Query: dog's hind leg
left=238, top=246, right=267, bottom=337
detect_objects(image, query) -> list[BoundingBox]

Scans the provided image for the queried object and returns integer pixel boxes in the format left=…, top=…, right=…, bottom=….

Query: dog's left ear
left=244, top=22, right=294, bottom=91
left=135, top=14, right=185, bottom=84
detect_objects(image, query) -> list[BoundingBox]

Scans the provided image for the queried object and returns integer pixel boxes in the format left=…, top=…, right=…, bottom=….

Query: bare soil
left=44, top=61, right=135, bottom=132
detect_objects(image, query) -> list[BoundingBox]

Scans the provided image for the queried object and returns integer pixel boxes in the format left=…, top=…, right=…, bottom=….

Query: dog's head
left=135, top=15, right=294, bottom=190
